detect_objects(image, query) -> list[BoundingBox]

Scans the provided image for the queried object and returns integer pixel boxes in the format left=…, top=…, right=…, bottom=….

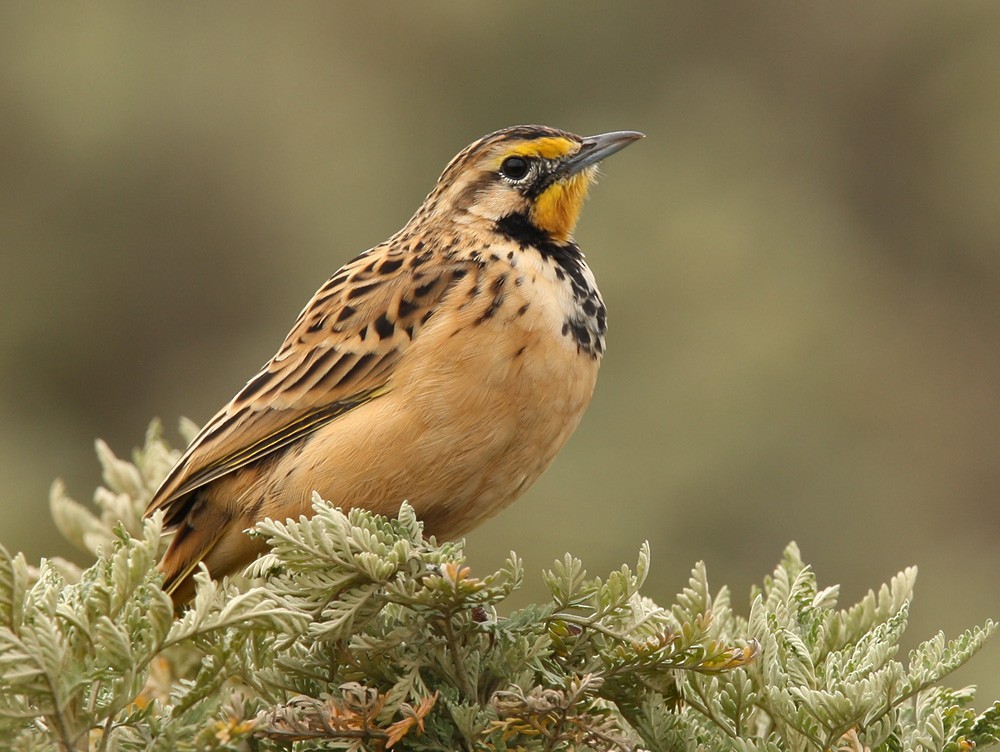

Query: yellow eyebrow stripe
left=504, top=136, right=576, bottom=161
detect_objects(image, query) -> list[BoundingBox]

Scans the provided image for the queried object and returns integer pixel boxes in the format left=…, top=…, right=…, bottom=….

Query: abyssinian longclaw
left=145, top=125, right=644, bottom=603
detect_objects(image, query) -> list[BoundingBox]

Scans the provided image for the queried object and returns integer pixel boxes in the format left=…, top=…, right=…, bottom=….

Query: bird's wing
left=145, top=243, right=469, bottom=525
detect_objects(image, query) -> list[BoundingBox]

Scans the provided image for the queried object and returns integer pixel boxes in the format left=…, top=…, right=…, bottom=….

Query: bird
left=144, top=125, right=644, bottom=603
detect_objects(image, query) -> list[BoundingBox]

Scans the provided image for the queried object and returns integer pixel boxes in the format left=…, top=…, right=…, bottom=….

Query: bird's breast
left=267, top=249, right=604, bottom=537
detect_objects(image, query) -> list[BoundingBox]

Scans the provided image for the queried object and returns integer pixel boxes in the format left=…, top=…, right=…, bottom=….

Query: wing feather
left=146, top=244, right=469, bottom=525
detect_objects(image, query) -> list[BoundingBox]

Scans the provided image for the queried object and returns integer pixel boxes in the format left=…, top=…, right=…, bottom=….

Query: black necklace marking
left=495, top=212, right=607, bottom=357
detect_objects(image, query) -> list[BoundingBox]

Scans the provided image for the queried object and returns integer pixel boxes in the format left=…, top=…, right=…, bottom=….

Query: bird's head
left=424, top=125, right=644, bottom=243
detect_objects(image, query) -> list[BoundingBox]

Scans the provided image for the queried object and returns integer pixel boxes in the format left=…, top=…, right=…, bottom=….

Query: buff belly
left=262, top=283, right=601, bottom=538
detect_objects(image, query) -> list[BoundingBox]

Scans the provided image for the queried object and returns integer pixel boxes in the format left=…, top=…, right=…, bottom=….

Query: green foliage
left=0, top=421, right=996, bottom=751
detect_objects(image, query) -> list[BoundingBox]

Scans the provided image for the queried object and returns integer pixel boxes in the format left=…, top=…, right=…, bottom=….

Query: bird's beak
left=560, top=130, right=645, bottom=176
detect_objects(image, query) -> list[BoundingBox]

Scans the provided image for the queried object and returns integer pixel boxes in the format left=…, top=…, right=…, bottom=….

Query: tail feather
left=158, top=510, right=267, bottom=607
left=158, top=522, right=225, bottom=605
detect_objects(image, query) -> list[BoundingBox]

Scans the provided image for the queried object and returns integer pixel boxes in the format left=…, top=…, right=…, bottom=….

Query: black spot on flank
left=516, top=303, right=529, bottom=317
left=314, top=285, right=344, bottom=308
left=452, top=268, right=468, bottom=280
left=514, top=346, right=526, bottom=358
left=420, top=310, right=435, bottom=325
left=397, top=298, right=420, bottom=318
left=358, top=326, right=367, bottom=342
left=555, top=267, right=565, bottom=281
left=463, top=275, right=482, bottom=307
left=411, top=251, right=433, bottom=267
left=335, top=305, right=357, bottom=324
left=373, top=313, right=395, bottom=340
left=314, top=273, right=348, bottom=304
left=379, top=258, right=404, bottom=274
left=414, top=240, right=424, bottom=252
left=563, top=317, right=602, bottom=356
left=507, top=251, right=515, bottom=260
left=582, top=299, right=597, bottom=316
left=477, top=274, right=507, bottom=323
left=565, top=319, right=591, bottom=347
left=347, top=280, right=384, bottom=299
left=414, top=279, right=438, bottom=298
left=307, top=314, right=328, bottom=332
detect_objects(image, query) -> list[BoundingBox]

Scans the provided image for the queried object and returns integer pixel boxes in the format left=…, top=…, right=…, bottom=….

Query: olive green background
left=2, top=4, right=998, bottom=701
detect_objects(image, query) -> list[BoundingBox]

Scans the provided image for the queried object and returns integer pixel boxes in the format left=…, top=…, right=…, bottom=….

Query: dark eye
left=500, top=156, right=531, bottom=181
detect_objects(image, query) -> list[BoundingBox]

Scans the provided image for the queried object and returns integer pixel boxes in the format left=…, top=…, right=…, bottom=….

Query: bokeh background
left=2, top=3, right=998, bottom=701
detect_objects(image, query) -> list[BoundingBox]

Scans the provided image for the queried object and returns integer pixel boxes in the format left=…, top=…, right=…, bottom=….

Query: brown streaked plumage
left=145, top=125, right=643, bottom=603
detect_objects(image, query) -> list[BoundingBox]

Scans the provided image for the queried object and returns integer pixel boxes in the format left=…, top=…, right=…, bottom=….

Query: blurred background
left=1, top=3, right=998, bottom=700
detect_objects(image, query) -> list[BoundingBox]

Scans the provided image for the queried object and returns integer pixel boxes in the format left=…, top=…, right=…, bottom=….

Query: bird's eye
left=500, top=156, right=531, bottom=181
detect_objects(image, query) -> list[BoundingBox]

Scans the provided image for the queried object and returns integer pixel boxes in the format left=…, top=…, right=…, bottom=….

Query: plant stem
left=440, top=614, right=476, bottom=701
